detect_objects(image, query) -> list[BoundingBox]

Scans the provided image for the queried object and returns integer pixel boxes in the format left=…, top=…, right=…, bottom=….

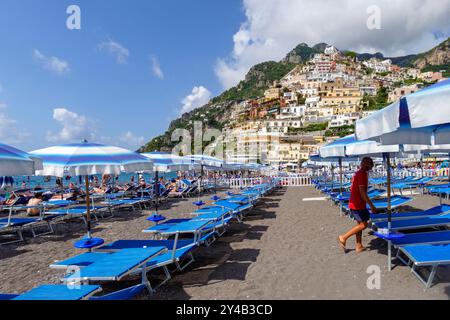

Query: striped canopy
left=30, top=142, right=153, bottom=177
left=356, top=78, right=450, bottom=145
left=0, top=142, right=43, bottom=176
left=320, top=135, right=401, bottom=158
left=141, top=152, right=199, bottom=172
left=183, top=154, right=224, bottom=170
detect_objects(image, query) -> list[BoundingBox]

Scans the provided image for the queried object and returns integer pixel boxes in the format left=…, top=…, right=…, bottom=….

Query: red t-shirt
left=349, top=169, right=368, bottom=210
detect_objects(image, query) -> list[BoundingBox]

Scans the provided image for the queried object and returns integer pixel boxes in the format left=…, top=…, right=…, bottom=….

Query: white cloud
left=180, top=86, right=212, bottom=115
left=118, top=131, right=145, bottom=150
left=215, top=0, right=450, bottom=89
left=150, top=55, right=164, bottom=79
left=47, top=108, right=95, bottom=143
left=32, top=49, right=70, bottom=75
left=98, top=38, right=129, bottom=64
left=0, top=103, right=29, bottom=144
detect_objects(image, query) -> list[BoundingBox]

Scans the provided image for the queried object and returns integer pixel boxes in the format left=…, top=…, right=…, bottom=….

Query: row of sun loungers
left=0, top=181, right=279, bottom=300
left=313, top=176, right=450, bottom=287
left=0, top=178, right=213, bottom=244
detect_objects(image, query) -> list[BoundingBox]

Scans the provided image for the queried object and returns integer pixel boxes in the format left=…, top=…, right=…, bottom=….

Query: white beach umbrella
left=0, top=142, right=42, bottom=176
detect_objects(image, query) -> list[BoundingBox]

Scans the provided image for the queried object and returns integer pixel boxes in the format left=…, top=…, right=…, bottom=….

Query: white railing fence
left=224, top=175, right=313, bottom=188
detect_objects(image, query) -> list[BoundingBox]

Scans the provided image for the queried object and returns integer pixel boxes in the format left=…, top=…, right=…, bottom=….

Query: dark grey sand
left=1, top=187, right=450, bottom=299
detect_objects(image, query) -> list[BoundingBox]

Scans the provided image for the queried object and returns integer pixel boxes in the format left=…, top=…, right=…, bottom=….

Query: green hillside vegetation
left=212, top=61, right=296, bottom=104
left=362, top=87, right=389, bottom=110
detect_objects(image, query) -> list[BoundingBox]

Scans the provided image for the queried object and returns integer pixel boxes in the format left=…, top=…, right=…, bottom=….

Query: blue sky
left=0, top=0, right=244, bottom=151
left=1, top=0, right=449, bottom=152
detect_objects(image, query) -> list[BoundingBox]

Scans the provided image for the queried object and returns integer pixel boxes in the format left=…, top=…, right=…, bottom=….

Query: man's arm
left=359, top=185, right=378, bottom=213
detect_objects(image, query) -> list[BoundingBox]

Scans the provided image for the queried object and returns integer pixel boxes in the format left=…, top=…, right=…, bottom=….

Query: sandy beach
left=1, top=186, right=449, bottom=299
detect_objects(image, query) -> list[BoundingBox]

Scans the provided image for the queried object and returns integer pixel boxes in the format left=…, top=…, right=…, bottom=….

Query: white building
left=328, top=114, right=360, bottom=128
left=363, top=58, right=392, bottom=73
left=266, top=119, right=302, bottom=133
left=278, top=105, right=305, bottom=119
left=305, top=96, right=320, bottom=109
left=297, top=87, right=318, bottom=97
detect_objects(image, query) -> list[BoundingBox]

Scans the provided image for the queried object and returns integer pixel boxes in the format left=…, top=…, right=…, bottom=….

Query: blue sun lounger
left=392, top=177, right=433, bottom=188
left=397, top=243, right=450, bottom=287
left=145, top=209, right=232, bottom=240
left=226, top=195, right=253, bottom=205
left=0, top=283, right=147, bottom=301
left=101, top=198, right=145, bottom=211
left=54, top=247, right=167, bottom=294
left=332, top=189, right=385, bottom=202
left=143, top=219, right=214, bottom=239
left=372, top=213, right=450, bottom=231
left=213, top=199, right=253, bottom=220
left=390, top=230, right=450, bottom=247
left=370, top=205, right=450, bottom=221
left=0, top=209, right=58, bottom=245
left=96, top=239, right=199, bottom=291
left=341, top=195, right=413, bottom=213
left=44, top=205, right=111, bottom=224
left=9, top=284, right=102, bottom=300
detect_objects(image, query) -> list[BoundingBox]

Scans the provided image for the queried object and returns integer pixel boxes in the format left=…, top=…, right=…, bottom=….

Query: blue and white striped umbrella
left=183, top=154, right=224, bottom=170
left=356, top=78, right=450, bottom=145
left=0, top=142, right=43, bottom=176
left=320, top=135, right=402, bottom=158
left=141, top=152, right=199, bottom=172
left=30, top=142, right=153, bottom=177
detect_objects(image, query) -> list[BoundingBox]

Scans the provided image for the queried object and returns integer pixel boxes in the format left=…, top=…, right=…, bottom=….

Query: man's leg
left=339, top=222, right=368, bottom=246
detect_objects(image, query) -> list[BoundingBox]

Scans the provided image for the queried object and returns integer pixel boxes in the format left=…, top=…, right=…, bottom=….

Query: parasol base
left=74, top=237, right=104, bottom=249
left=147, top=213, right=166, bottom=224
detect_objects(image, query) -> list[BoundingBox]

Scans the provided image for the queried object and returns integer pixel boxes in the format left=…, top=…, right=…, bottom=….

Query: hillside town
left=215, top=45, right=445, bottom=168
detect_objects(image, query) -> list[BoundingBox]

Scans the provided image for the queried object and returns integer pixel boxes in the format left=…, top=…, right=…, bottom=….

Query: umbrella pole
left=85, top=175, right=92, bottom=238
left=154, top=170, right=159, bottom=214
left=339, top=158, right=343, bottom=194
left=199, top=164, right=204, bottom=194
left=331, top=164, right=335, bottom=190
left=420, top=155, right=424, bottom=178
left=385, top=153, right=392, bottom=271
left=448, top=153, right=450, bottom=183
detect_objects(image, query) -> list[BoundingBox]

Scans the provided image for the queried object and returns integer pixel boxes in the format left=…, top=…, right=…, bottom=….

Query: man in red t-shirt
left=338, top=157, right=378, bottom=253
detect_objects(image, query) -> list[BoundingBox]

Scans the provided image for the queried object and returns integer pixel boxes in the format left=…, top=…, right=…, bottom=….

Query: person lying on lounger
left=338, top=157, right=378, bottom=253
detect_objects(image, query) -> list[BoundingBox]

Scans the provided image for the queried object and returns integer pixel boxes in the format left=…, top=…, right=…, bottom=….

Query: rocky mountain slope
left=139, top=38, right=450, bottom=153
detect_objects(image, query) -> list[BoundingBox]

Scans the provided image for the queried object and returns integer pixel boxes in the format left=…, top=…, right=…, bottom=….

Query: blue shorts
left=350, top=209, right=370, bottom=222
